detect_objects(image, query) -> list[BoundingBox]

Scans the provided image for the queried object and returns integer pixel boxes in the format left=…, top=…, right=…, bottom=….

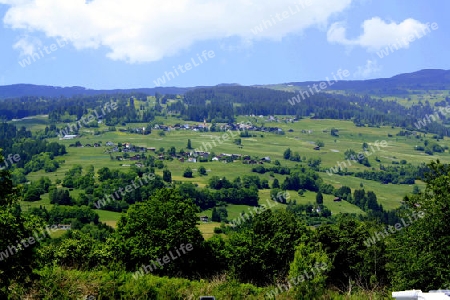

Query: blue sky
left=0, top=0, right=447, bottom=89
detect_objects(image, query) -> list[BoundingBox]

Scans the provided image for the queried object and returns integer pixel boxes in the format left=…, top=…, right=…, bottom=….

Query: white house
left=62, top=135, right=77, bottom=140
left=392, top=290, right=450, bottom=299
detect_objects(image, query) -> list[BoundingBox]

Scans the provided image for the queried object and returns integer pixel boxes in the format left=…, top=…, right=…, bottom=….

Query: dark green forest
left=1, top=86, right=450, bottom=137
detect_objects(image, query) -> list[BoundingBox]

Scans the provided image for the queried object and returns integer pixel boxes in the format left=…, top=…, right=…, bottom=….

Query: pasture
left=15, top=113, right=450, bottom=236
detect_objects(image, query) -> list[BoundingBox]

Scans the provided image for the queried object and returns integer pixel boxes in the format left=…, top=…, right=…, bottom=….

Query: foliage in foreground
left=2, top=155, right=450, bottom=299
left=6, top=267, right=390, bottom=300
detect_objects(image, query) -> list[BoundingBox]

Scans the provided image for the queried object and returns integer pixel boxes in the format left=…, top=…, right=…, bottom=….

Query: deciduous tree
left=113, top=189, right=204, bottom=277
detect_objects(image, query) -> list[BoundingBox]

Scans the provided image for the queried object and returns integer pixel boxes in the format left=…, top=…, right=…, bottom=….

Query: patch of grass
left=96, top=210, right=122, bottom=228
left=198, top=222, right=221, bottom=239
left=322, top=175, right=423, bottom=210
left=20, top=193, right=52, bottom=211
left=49, top=230, right=68, bottom=239
left=290, top=190, right=366, bottom=215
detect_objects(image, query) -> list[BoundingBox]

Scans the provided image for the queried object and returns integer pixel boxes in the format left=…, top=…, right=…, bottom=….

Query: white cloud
left=219, top=38, right=254, bottom=53
left=327, top=17, right=431, bottom=51
left=12, top=35, right=42, bottom=56
left=1, top=0, right=353, bottom=63
left=353, top=60, right=381, bottom=79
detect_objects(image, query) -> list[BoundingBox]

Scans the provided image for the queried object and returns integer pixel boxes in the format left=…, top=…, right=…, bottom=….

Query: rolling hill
left=1, top=69, right=449, bottom=99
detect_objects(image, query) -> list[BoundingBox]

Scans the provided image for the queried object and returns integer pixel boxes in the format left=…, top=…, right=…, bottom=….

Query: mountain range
left=0, top=69, right=449, bottom=99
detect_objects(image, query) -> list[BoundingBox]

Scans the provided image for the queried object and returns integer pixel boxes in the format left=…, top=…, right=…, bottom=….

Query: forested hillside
left=2, top=83, right=450, bottom=137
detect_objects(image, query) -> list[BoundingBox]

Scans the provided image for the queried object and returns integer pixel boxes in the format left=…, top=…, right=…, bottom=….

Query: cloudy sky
left=0, top=0, right=447, bottom=89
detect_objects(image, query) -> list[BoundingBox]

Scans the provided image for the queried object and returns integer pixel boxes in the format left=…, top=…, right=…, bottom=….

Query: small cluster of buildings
left=114, top=154, right=142, bottom=161
left=146, top=121, right=286, bottom=134
left=243, top=114, right=297, bottom=123
left=155, top=123, right=209, bottom=132
left=104, top=142, right=148, bottom=153
left=152, top=150, right=271, bottom=165
left=61, top=119, right=289, bottom=142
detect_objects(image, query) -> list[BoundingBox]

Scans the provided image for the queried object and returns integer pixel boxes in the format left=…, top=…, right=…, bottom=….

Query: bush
left=183, top=167, right=193, bottom=178
left=198, top=165, right=207, bottom=176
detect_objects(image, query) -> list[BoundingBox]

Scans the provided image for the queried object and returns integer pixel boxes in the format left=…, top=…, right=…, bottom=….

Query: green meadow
left=14, top=114, right=450, bottom=236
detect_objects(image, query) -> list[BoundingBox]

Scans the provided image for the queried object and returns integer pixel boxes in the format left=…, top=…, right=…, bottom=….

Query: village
left=57, top=117, right=331, bottom=170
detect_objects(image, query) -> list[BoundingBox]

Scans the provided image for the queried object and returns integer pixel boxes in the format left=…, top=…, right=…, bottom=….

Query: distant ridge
left=0, top=84, right=194, bottom=99
left=1, top=69, right=449, bottom=99
left=285, top=69, right=450, bottom=93
left=390, top=69, right=450, bottom=84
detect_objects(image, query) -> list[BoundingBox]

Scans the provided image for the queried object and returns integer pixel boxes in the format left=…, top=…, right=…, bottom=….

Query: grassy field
left=97, top=210, right=122, bottom=228
left=10, top=115, right=50, bottom=132
left=14, top=114, right=450, bottom=235
left=197, top=222, right=221, bottom=239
